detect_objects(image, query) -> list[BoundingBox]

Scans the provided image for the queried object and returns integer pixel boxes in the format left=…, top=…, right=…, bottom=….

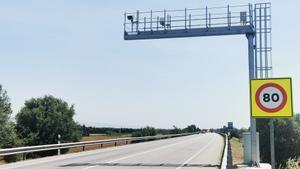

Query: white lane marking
left=82, top=135, right=201, bottom=169
left=82, top=166, right=96, bottom=169
left=107, top=136, right=199, bottom=163
left=176, top=135, right=217, bottom=169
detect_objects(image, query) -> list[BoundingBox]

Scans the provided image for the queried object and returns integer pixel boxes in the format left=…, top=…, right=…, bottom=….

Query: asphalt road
left=1, top=133, right=224, bottom=169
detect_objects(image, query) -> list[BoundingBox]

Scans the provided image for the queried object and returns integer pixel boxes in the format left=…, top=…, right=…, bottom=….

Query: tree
left=132, top=126, right=157, bottom=137
left=183, top=124, right=199, bottom=133
left=16, top=95, right=82, bottom=157
left=230, top=128, right=249, bottom=139
left=0, top=85, right=12, bottom=127
left=257, top=118, right=300, bottom=168
left=0, top=85, right=21, bottom=162
left=170, top=125, right=182, bottom=134
left=81, top=124, right=90, bottom=136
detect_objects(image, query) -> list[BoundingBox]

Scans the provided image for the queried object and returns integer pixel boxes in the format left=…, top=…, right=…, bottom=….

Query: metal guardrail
left=0, top=133, right=195, bottom=157
left=220, top=134, right=229, bottom=169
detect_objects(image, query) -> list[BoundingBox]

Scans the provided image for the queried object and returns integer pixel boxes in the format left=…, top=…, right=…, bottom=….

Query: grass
left=279, top=158, right=300, bottom=169
left=230, top=137, right=244, bottom=166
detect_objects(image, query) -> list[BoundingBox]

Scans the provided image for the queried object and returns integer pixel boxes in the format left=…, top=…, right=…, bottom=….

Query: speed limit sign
left=250, top=78, right=293, bottom=118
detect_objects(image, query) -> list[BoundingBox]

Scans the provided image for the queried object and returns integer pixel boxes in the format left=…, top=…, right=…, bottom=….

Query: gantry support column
left=247, top=33, right=259, bottom=166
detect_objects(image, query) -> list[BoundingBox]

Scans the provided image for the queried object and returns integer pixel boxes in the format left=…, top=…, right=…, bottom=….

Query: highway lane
left=1, top=133, right=224, bottom=169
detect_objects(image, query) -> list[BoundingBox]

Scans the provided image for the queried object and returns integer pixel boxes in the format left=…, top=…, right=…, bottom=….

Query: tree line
left=0, top=85, right=201, bottom=163
left=81, top=124, right=200, bottom=137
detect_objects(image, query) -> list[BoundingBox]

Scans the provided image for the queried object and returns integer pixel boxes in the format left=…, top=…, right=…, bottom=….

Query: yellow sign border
left=250, top=77, right=293, bottom=118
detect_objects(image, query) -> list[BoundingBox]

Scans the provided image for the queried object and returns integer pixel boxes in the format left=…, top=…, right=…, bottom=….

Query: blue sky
left=0, top=0, right=299, bottom=129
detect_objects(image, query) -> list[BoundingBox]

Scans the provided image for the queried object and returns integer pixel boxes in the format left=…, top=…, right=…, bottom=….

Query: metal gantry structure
left=124, top=3, right=272, bottom=166
left=254, top=3, right=272, bottom=79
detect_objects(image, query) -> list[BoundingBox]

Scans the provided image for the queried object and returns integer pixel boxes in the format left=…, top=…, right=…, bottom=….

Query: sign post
left=250, top=78, right=293, bottom=169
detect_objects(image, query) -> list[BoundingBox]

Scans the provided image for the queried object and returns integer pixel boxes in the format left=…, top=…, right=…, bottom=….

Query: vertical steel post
left=206, top=6, right=208, bottom=28
left=189, top=14, right=191, bottom=29
left=265, top=4, right=275, bottom=169
left=136, top=10, right=139, bottom=32
left=157, top=16, right=159, bottom=31
left=259, top=7, right=263, bottom=78
left=254, top=5, right=258, bottom=78
left=249, top=4, right=253, bottom=26
left=169, top=15, right=172, bottom=30
left=22, top=153, right=26, bottom=160
left=57, top=134, right=61, bottom=155
left=144, top=17, right=146, bottom=31
left=227, top=5, right=230, bottom=27
left=209, top=13, right=211, bottom=28
left=185, top=8, right=187, bottom=29
left=144, top=17, right=147, bottom=31
left=264, top=6, right=268, bottom=78
left=270, top=119, right=275, bottom=169
left=269, top=4, right=273, bottom=77
left=164, top=9, right=166, bottom=31
left=124, top=12, right=126, bottom=33
left=150, top=10, right=153, bottom=31
left=247, top=33, right=258, bottom=166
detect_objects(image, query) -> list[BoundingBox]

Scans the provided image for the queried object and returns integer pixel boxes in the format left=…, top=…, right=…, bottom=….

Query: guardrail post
left=115, top=142, right=117, bottom=146
left=22, top=153, right=26, bottom=160
left=82, top=146, right=85, bottom=151
left=57, top=134, right=61, bottom=155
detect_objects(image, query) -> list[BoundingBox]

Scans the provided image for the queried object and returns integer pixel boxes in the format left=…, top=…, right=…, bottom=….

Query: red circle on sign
left=255, top=83, right=287, bottom=113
